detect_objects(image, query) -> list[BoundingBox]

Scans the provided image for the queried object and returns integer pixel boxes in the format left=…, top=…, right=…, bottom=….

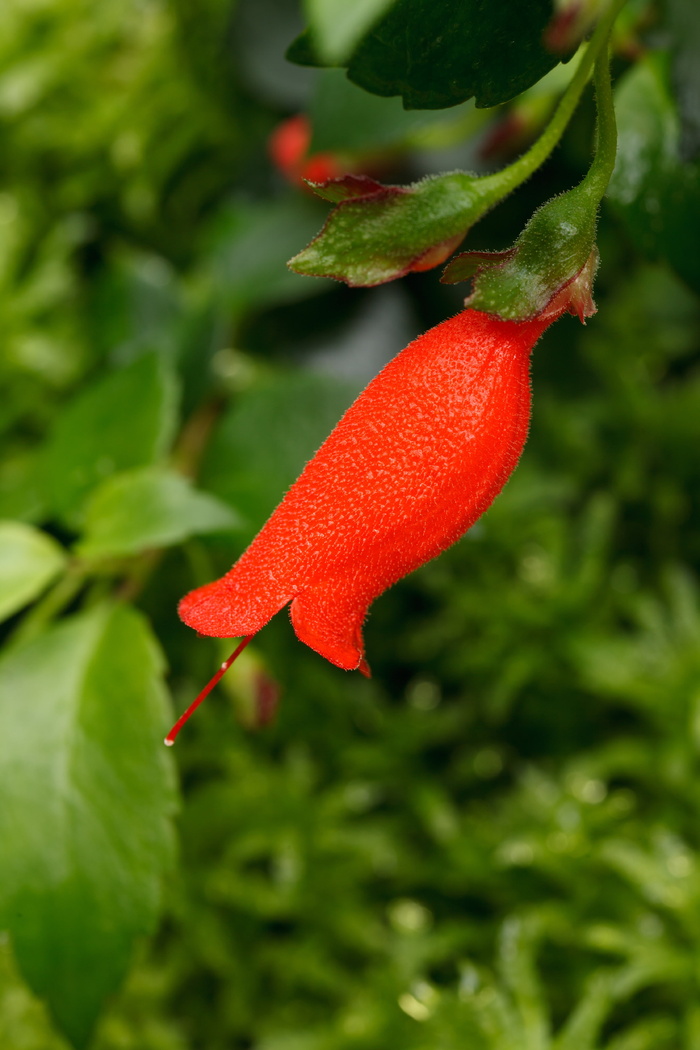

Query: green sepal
left=288, top=172, right=494, bottom=287
left=440, top=32, right=618, bottom=322
left=440, top=249, right=514, bottom=284
left=308, top=174, right=387, bottom=203
left=441, top=182, right=601, bottom=321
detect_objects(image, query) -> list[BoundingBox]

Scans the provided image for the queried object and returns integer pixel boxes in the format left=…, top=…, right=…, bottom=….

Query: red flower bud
left=268, top=114, right=311, bottom=177
left=268, top=114, right=342, bottom=187
left=167, top=307, right=563, bottom=743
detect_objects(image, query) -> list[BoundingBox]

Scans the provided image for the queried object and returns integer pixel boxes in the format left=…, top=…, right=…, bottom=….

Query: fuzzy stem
left=581, top=43, right=617, bottom=200
left=476, top=0, right=625, bottom=205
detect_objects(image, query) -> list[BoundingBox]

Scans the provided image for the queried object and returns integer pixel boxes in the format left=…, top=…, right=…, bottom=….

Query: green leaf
left=0, top=450, right=46, bottom=524
left=303, top=0, right=396, bottom=64
left=289, top=172, right=493, bottom=286
left=41, top=354, right=179, bottom=527
left=77, top=467, right=240, bottom=560
left=608, top=55, right=700, bottom=294
left=201, top=371, right=360, bottom=540
left=0, top=603, right=177, bottom=1048
left=291, top=0, right=562, bottom=110
left=552, top=972, right=613, bottom=1050
left=204, top=196, right=336, bottom=314
left=498, top=918, right=549, bottom=1048
left=285, top=29, right=322, bottom=68
left=88, top=251, right=184, bottom=366
left=0, top=521, right=67, bottom=623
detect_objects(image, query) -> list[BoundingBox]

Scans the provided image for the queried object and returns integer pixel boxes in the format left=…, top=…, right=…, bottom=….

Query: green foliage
left=0, top=522, right=66, bottom=623
left=665, top=0, right=700, bottom=160
left=41, top=355, right=179, bottom=527
left=608, top=54, right=700, bottom=293
left=77, top=468, right=239, bottom=560
left=204, top=197, right=336, bottom=316
left=307, top=70, right=485, bottom=154
left=290, top=14, right=621, bottom=290
left=0, top=604, right=176, bottom=1047
left=1, top=0, right=699, bottom=1048
left=202, top=371, right=360, bottom=539
left=302, top=0, right=396, bottom=64
left=290, top=0, right=562, bottom=110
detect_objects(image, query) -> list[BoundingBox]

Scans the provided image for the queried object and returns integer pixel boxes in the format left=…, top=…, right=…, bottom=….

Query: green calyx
left=443, top=43, right=618, bottom=322
left=443, top=181, right=600, bottom=320
left=288, top=0, right=624, bottom=289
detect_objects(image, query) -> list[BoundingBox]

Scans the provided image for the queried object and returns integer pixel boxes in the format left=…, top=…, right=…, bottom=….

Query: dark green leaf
left=285, top=29, right=321, bottom=68
left=77, top=467, right=240, bottom=560
left=289, top=173, right=493, bottom=285
left=303, top=0, right=396, bottom=64
left=0, top=604, right=177, bottom=1047
left=608, top=55, right=700, bottom=294
left=0, top=522, right=67, bottom=623
left=291, top=0, right=562, bottom=110
left=41, top=354, right=179, bottom=527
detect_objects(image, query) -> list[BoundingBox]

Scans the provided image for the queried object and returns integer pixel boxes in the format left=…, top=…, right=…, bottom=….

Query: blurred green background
left=1, top=0, right=700, bottom=1047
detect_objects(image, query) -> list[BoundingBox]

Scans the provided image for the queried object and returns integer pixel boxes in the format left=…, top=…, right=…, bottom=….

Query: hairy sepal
left=442, top=182, right=601, bottom=321
left=288, top=172, right=492, bottom=287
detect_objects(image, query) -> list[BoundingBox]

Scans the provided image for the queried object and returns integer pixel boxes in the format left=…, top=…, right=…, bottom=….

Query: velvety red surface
left=179, top=309, right=554, bottom=672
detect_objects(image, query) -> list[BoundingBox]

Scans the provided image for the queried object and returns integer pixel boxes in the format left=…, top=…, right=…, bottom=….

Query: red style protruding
left=176, top=307, right=565, bottom=721
left=165, top=635, right=253, bottom=745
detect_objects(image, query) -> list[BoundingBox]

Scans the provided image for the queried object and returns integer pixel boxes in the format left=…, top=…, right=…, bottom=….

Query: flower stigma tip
left=164, top=635, right=255, bottom=745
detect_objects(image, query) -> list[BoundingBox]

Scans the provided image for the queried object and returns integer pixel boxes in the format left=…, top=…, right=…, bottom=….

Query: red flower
left=268, top=114, right=342, bottom=187
left=167, top=306, right=567, bottom=742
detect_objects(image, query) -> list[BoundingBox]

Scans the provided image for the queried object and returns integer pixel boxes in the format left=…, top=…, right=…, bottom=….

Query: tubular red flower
left=179, top=308, right=560, bottom=682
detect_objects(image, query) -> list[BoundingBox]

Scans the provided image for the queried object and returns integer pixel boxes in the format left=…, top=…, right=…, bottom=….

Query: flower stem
left=476, top=0, right=626, bottom=205
left=164, top=635, right=254, bottom=745
left=582, top=42, right=617, bottom=200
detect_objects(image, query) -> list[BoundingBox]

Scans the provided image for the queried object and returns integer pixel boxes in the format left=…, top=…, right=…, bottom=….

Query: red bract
left=169, top=306, right=565, bottom=742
